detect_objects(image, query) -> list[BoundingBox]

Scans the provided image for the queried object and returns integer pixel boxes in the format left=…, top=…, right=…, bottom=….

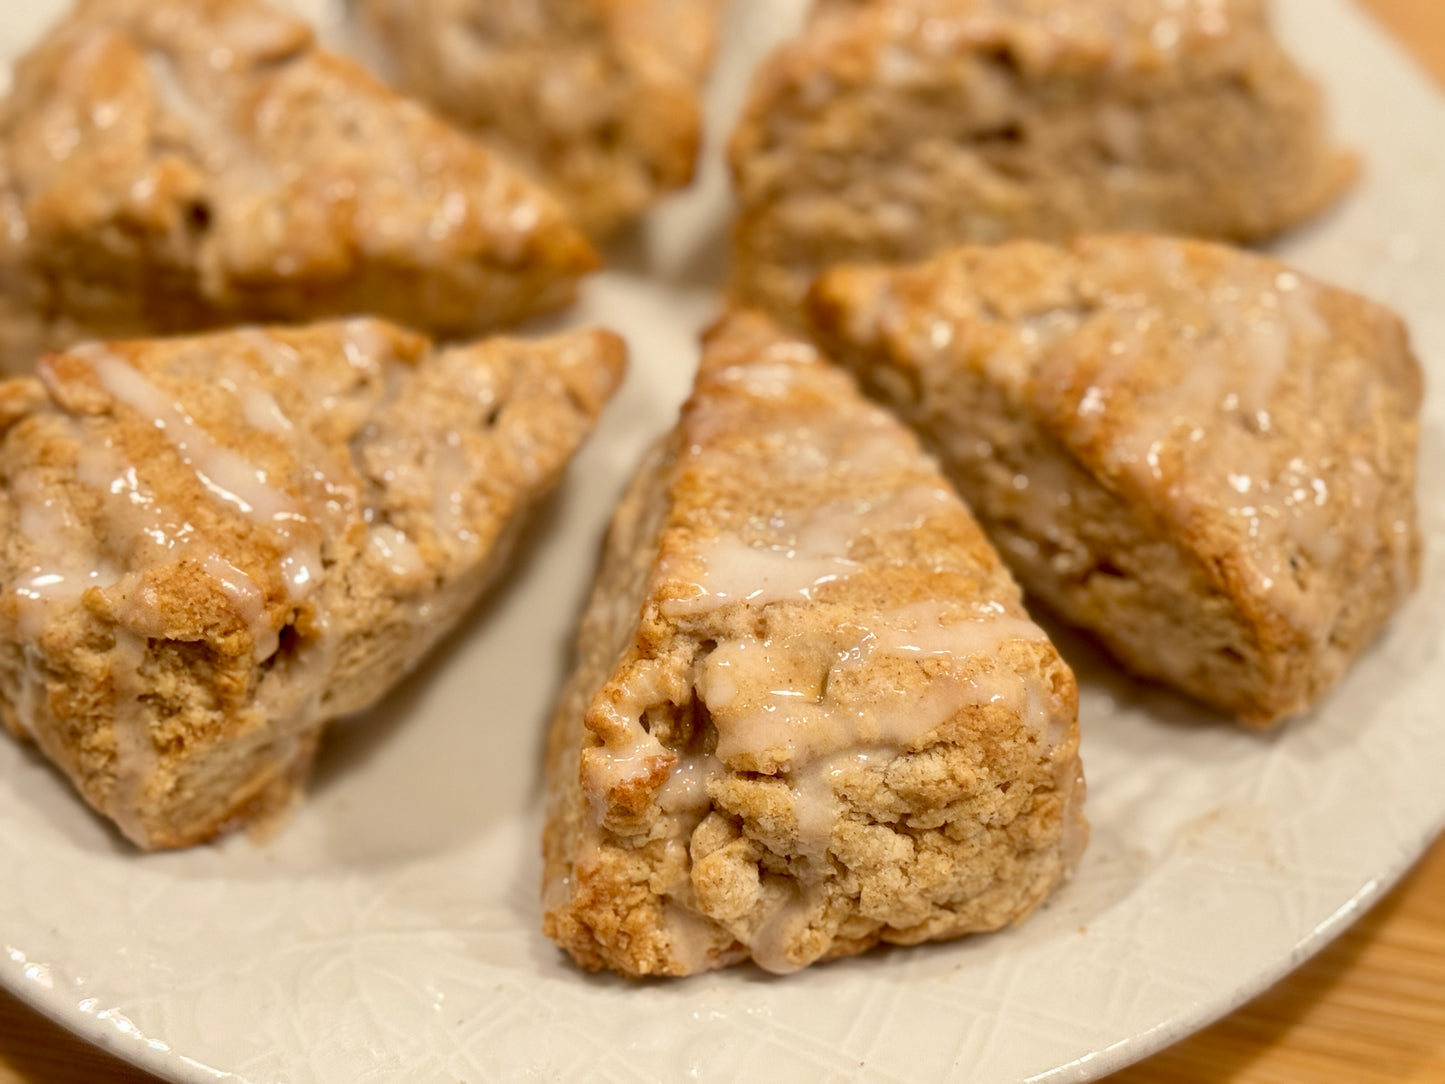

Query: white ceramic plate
left=1, top=2, right=1442, bottom=1082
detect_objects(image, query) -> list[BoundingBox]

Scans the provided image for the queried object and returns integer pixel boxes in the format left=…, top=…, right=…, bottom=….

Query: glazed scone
left=0, top=0, right=599, bottom=376
left=0, top=319, right=625, bottom=849
left=542, top=310, right=1084, bottom=978
left=356, top=0, right=727, bottom=239
left=730, top=0, right=1356, bottom=315
left=806, top=237, right=1422, bottom=727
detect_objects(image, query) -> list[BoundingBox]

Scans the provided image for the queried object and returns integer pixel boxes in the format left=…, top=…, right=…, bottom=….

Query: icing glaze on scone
left=0, top=318, right=625, bottom=848
left=732, top=0, right=1355, bottom=316
left=544, top=311, right=1084, bottom=977
left=826, top=0, right=1259, bottom=67
left=0, top=0, right=597, bottom=373
left=808, top=236, right=1422, bottom=725
left=73, top=344, right=329, bottom=600
left=356, top=0, right=726, bottom=238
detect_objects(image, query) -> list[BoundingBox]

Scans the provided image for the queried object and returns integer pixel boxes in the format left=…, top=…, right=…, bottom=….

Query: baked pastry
left=543, top=310, right=1084, bottom=977
left=806, top=236, right=1422, bottom=727
left=0, top=0, right=599, bottom=376
left=0, top=319, right=625, bottom=849
left=730, top=0, right=1356, bottom=315
left=356, top=0, right=727, bottom=239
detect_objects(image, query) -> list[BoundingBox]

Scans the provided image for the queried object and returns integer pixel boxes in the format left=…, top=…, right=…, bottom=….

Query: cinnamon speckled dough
left=0, top=0, right=599, bottom=375
left=543, top=310, right=1084, bottom=978
left=0, top=319, right=625, bottom=849
left=730, top=0, right=1356, bottom=315
left=357, top=0, right=726, bottom=238
left=806, top=236, right=1422, bottom=727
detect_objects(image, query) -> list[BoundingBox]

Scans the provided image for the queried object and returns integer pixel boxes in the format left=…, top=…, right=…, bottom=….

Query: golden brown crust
left=806, top=236, right=1421, bottom=726
left=543, top=309, right=1084, bottom=978
left=0, top=319, right=625, bottom=848
left=730, top=0, right=1356, bottom=316
left=0, top=0, right=599, bottom=374
left=357, top=0, right=727, bottom=238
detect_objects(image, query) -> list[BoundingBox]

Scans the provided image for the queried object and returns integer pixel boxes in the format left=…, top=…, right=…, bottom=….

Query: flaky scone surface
left=0, top=0, right=599, bottom=374
left=807, top=236, right=1422, bottom=726
left=730, top=0, right=1355, bottom=315
left=543, top=310, right=1084, bottom=978
left=0, top=319, right=625, bottom=848
left=358, top=0, right=726, bottom=238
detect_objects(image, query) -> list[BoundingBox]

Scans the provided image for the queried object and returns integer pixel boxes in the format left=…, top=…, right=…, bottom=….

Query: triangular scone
left=0, top=319, right=625, bottom=849
left=730, top=0, right=1356, bottom=315
left=806, top=237, right=1422, bottom=727
left=543, top=310, right=1084, bottom=978
left=357, top=0, right=727, bottom=239
left=0, top=0, right=599, bottom=375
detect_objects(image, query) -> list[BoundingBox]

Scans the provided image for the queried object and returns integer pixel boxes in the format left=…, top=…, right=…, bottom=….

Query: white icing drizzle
left=236, top=383, right=295, bottom=436
left=709, top=360, right=817, bottom=400
left=238, top=329, right=372, bottom=545
left=749, top=888, right=822, bottom=976
left=582, top=330, right=1066, bottom=973
left=145, top=52, right=213, bottom=141
left=237, top=327, right=303, bottom=377
left=143, top=51, right=272, bottom=190
left=10, top=338, right=360, bottom=846
left=835, top=600, right=1045, bottom=672
left=200, top=553, right=276, bottom=661
left=430, top=432, right=476, bottom=545
left=7, top=459, right=120, bottom=741
left=580, top=660, right=680, bottom=808
left=366, top=524, right=426, bottom=579
left=75, top=345, right=323, bottom=603
left=663, top=537, right=859, bottom=617
left=894, top=0, right=1246, bottom=71
left=663, top=486, right=954, bottom=618
left=71, top=433, right=298, bottom=662
left=700, top=604, right=1048, bottom=769
left=661, top=462, right=1051, bottom=775
left=789, top=749, right=888, bottom=859
left=687, top=351, right=917, bottom=485
left=340, top=318, right=394, bottom=374
left=84, top=347, right=291, bottom=519
left=660, top=902, right=725, bottom=975
left=583, top=723, right=668, bottom=805
left=10, top=474, right=119, bottom=641
left=1014, top=241, right=1370, bottom=643
left=6, top=322, right=483, bottom=845
left=656, top=753, right=722, bottom=817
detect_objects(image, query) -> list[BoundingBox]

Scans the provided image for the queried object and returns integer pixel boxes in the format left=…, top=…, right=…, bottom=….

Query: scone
left=730, top=0, right=1356, bottom=315
left=0, top=319, right=625, bottom=849
left=543, top=310, right=1084, bottom=977
left=0, top=0, right=599, bottom=375
left=806, top=236, right=1422, bottom=727
left=357, top=0, right=727, bottom=239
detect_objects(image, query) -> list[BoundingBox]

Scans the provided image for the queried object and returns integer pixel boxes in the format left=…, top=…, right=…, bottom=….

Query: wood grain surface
left=1357, top=0, right=1445, bottom=78
left=1, top=1, right=1442, bottom=1082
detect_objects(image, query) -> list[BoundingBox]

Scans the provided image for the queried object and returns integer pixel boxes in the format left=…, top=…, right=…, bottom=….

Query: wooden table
left=3, top=2, right=1443, bottom=1081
